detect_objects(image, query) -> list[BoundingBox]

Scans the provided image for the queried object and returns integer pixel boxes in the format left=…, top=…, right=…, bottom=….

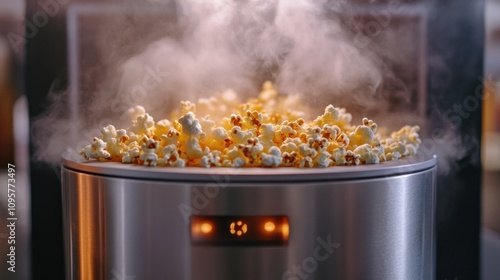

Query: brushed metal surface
left=62, top=154, right=436, bottom=182
left=62, top=157, right=436, bottom=280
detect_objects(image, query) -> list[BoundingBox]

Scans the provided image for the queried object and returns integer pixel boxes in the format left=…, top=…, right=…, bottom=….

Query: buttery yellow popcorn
left=315, top=151, right=333, bottom=168
left=130, top=113, right=155, bottom=136
left=154, top=120, right=172, bottom=138
left=229, top=126, right=254, bottom=146
left=238, top=138, right=264, bottom=166
left=122, top=146, right=140, bottom=164
left=349, top=122, right=376, bottom=147
left=116, top=129, right=129, bottom=143
left=280, top=141, right=298, bottom=154
left=298, top=143, right=317, bottom=168
left=313, top=104, right=352, bottom=129
left=354, top=144, right=379, bottom=164
left=282, top=151, right=299, bottom=167
left=163, top=144, right=186, bottom=167
left=98, top=125, right=125, bottom=159
left=345, top=150, right=361, bottom=166
left=336, top=133, right=350, bottom=147
left=200, top=150, right=222, bottom=168
left=258, top=124, right=276, bottom=152
left=140, top=138, right=159, bottom=166
left=161, top=128, right=180, bottom=147
left=332, top=146, right=347, bottom=166
left=206, top=127, right=232, bottom=150
left=261, top=146, right=282, bottom=167
left=80, top=81, right=421, bottom=168
left=389, top=125, right=421, bottom=156
left=80, top=137, right=110, bottom=161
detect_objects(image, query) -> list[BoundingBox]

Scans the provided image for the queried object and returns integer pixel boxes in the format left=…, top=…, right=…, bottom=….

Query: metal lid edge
left=61, top=154, right=437, bottom=183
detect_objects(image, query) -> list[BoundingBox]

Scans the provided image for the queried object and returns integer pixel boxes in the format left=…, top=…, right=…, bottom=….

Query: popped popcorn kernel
left=280, top=141, right=298, bottom=154
left=299, top=156, right=314, bottom=168
left=130, top=113, right=155, bottom=136
left=345, top=150, right=361, bottom=166
left=230, top=126, right=254, bottom=146
left=91, top=137, right=111, bottom=161
left=80, top=82, right=421, bottom=168
left=238, top=137, right=264, bottom=165
left=121, top=146, right=140, bottom=164
left=200, top=150, right=222, bottom=168
left=353, top=144, right=380, bottom=164
left=274, top=125, right=296, bottom=145
left=336, top=133, right=350, bottom=147
left=321, top=124, right=340, bottom=141
left=349, top=123, right=375, bottom=147
left=282, top=151, right=298, bottom=167
left=163, top=144, right=186, bottom=167
left=262, top=146, right=282, bottom=167
left=161, top=128, right=180, bottom=147
left=179, top=112, right=203, bottom=138
left=185, top=137, right=204, bottom=159
left=314, top=104, right=352, bottom=128
left=140, top=138, right=159, bottom=166
left=332, top=147, right=347, bottom=166
left=116, top=129, right=129, bottom=143
left=298, top=143, right=318, bottom=168
left=258, top=123, right=276, bottom=152
left=154, top=120, right=172, bottom=138
left=230, top=114, right=244, bottom=127
left=244, top=110, right=263, bottom=129
left=316, top=151, right=332, bottom=167
left=101, top=125, right=117, bottom=143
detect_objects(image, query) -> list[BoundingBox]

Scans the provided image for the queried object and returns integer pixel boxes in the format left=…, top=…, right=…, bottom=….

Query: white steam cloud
left=33, top=0, right=421, bottom=163
left=111, top=0, right=383, bottom=112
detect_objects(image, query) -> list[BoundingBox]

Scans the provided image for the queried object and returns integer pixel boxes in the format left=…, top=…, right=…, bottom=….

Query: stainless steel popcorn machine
left=61, top=155, right=436, bottom=279
left=59, top=3, right=439, bottom=279
left=24, top=0, right=484, bottom=279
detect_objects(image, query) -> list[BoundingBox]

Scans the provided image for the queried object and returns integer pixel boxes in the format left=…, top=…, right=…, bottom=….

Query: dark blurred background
left=0, top=0, right=499, bottom=279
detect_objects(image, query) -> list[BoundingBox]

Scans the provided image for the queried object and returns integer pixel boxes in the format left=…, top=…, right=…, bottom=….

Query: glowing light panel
left=191, top=216, right=289, bottom=246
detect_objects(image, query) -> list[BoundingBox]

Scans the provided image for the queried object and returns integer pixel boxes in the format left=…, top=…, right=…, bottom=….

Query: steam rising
left=33, top=0, right=424, bottom=164
left=112, top=0, right=383, bottom=110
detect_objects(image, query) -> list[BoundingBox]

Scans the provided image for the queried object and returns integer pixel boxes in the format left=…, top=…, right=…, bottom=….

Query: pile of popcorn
left=80, top=82, right=421, bottom=168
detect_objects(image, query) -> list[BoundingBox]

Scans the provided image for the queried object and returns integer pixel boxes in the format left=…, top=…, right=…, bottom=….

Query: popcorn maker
left=60, top=2, right=439, bottom=279
left=24, top=0, right=483, bottom=279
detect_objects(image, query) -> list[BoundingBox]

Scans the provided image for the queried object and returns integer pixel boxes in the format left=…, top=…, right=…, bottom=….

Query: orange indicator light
left=230, top=220, right=248, bottom=236
left=282, top=222, right=290, bottom=239
left=264, top=222, right=276, bottom=232
left=200, top=223, right=212, bottom=234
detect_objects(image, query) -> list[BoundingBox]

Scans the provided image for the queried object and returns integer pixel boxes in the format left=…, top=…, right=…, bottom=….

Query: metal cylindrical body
left=61, top=156, right=436, bottom=280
